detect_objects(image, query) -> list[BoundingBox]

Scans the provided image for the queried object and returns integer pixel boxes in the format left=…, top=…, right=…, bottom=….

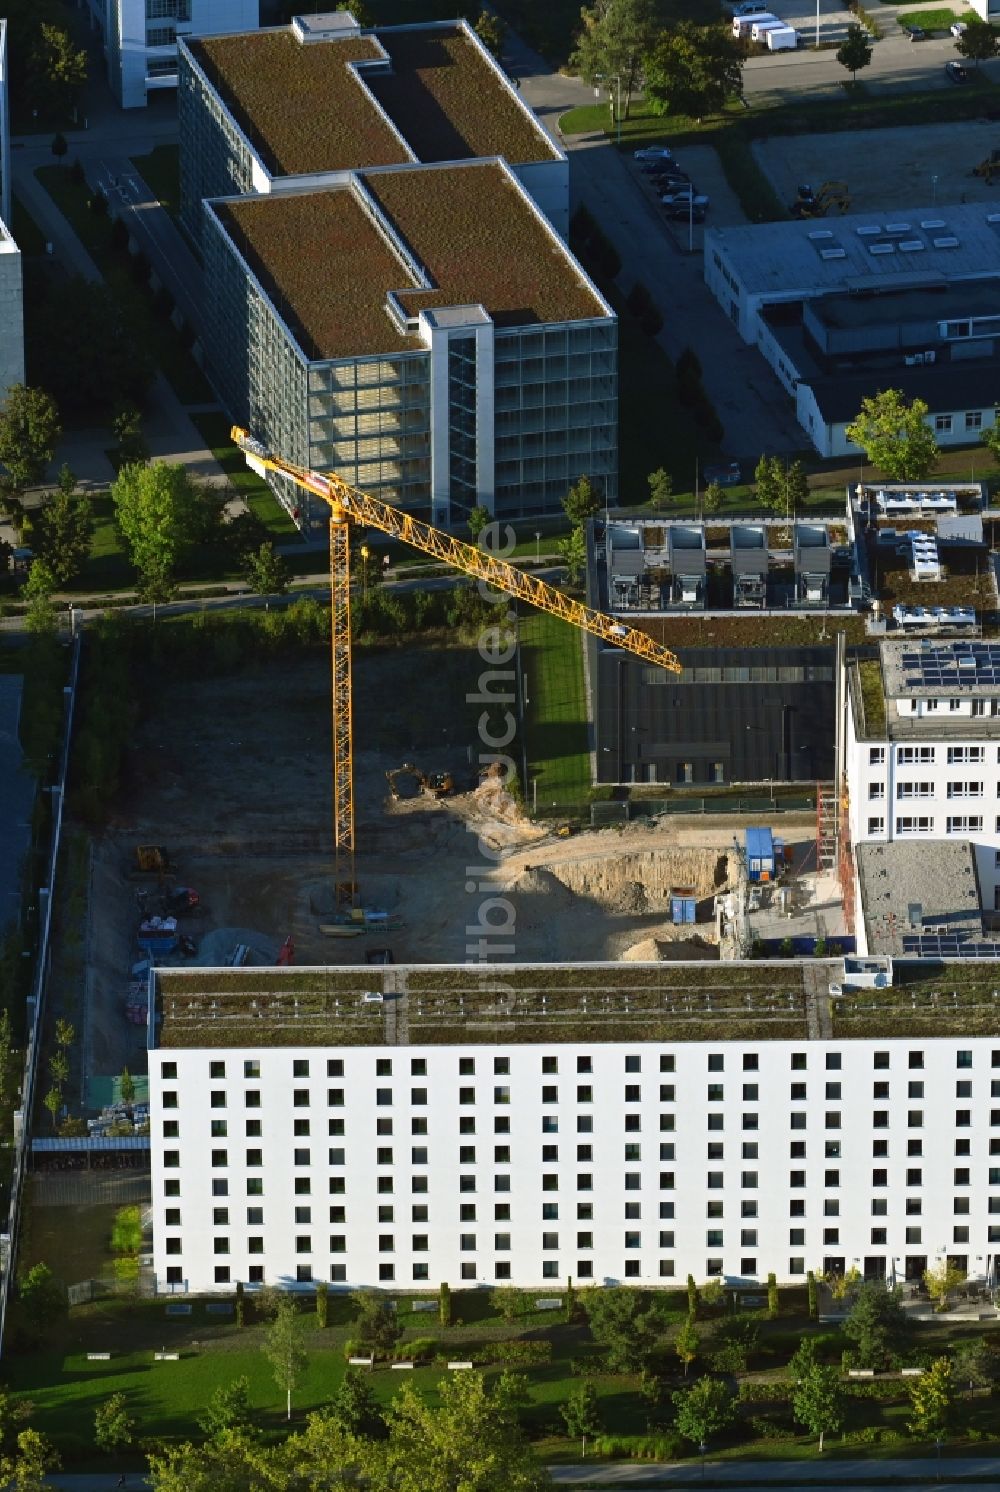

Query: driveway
left=509, top=35, right=805, bottom=461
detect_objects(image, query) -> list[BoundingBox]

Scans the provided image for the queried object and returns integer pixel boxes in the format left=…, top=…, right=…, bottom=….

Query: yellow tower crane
left=231, top=427, right=682, bottom=884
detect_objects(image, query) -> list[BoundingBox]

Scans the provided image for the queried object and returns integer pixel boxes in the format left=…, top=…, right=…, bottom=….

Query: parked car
left=901, top=21, right=926, bottom=38
left=662, top=201, right=706, bottom=222
left=734, top=0, right=771, bottom=13
left=950, top=19, right=967, bottom=36
left=661, top=189, right=709, bottom=208
left=643, top=160, right=686, bottom=177
left=650, top=169, right=692, bottom=187
left=634, top=146, right=672, bottom=161
left=946, top=59, right=970, bottom=81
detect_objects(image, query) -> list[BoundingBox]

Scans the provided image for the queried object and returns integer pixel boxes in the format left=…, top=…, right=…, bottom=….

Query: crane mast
left=232, top=427, right=682, bottom=885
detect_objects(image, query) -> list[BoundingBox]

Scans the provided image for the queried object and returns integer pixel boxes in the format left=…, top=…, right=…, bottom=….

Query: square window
left=494, top=1261, right=511, bottom=1280
left=411, top=1059, right=427, bottom=1076
left=378, top=1264, right=394, bottom=1282
left=708, top=1054, right=724, bottom=1072
left=494, top=1057, right=509, bottom=1075
left=377, top=1059, right=393, bottom=1077
left=543, top=1260, right=560, bottom=1278
left=214, top=1266, right=230, bottom=1284
left=660, top=1055, right=675, bottom=1072
left=210, top=1062, right=226, bottom=1080
left=577, top=1056, right=593, bottom=1074
left=413, top=1263, right=429, bottom=1281
left=625, top=1055, right=641, bottom=1073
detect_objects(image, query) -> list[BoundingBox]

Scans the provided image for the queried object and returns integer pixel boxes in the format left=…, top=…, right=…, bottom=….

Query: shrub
left=395, top=1336, right=437, bottom=1362
left=749, top=1415, right=797, bottom=1441
left=738, top=1380, right=791, bottom=1403
left=490, top=1339, right=552, bottom=1366
left=593, top=1433, right=685, bottom=1460
left=342, top=1338, right=367, bottom=1361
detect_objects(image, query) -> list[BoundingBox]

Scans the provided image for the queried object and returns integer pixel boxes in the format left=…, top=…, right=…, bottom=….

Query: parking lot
left=755, top=118, right=1000, bottom=214
left=630, top=144, right=749, bottom=252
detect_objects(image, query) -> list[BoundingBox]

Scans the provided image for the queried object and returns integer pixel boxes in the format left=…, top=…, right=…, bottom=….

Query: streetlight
left=359, top=543, right=370, bottom=604
left=535, top=530, right=541, bottom=563
left=931, top=174, right=939, bottom=207
left=934, top=1435, right=943, bottom=1481
left=594, top=72, right=622, bottom=145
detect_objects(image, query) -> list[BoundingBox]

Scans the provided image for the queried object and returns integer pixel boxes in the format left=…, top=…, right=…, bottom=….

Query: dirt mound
left=622, top=933, right=719, bottom=962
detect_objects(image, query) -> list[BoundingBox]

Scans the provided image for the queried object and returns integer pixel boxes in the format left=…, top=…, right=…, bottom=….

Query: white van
left=751, top=16, right=785, bottom=40
left=766, top=24, right=798, bottom=47
left=733, top=11, right=776, bottom=36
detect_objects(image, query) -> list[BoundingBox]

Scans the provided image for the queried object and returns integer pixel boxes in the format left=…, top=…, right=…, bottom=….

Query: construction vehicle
left=231, top=428, right=682, bottom=888
left=791, top=181, right=850, bottom=218
left=131, top=845, right=174, bottom=878
left=386, top=764, right=455, bottom=801
left=973, top=149, right=1000, bottom=183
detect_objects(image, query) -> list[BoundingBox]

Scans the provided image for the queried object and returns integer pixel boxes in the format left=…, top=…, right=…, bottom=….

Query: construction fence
left=579, top=794, right=817, bottom=827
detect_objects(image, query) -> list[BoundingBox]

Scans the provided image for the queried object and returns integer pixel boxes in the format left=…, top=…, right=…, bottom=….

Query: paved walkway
left=551, top=1456, right=1000, bottom=1486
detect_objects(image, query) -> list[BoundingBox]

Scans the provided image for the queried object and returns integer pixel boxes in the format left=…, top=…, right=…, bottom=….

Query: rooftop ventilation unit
left=899, top=240, right=925, bottom=252
left=820, top=247, right=847, bottom=259
left=933, top=236, right=960, bottom=248
left=921, top=219, right=946, bottom=229
left=856, top=225, right=881, bottom=236
left=869, top=243, right=895, bottom=255
left=884, top=223, right=912, bottom=234
left=808, top=229, right=835, bottom=239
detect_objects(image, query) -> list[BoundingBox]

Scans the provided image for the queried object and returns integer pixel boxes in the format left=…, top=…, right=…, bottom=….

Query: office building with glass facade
left=203, top=161, right=616, bottom=527
left=178, top=13, right=569, bottom=248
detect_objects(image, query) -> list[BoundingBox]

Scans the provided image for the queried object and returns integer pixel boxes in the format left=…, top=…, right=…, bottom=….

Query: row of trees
left=573, top=0, right=743, bottom=123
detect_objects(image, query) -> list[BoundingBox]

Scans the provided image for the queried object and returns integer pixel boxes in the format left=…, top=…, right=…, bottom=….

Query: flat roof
left=881, top=638, right=1000, bottom=699
left=707, top=203, right=1000, bottom=298
left=810, top=279, right=1000, bottom=331
left=857, top=840, right=982, bottom=958
left=188, top=21, right=556, bottom=180
left=213, top=164, right=606, bottom=362
left=153, top=959, right=1000, bottom=1046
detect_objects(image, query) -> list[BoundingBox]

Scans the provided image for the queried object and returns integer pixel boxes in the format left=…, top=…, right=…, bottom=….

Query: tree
left=687, top=1273, right=699, bottom=1318
left=981, top=422, right=1000, bottom=467
left=327, top=1366, right=384, bottom=1439
left=754, top=453, right=782, bottom=512
left=93, top=1392, right=133, bottom=1453
left=701, top=1278, right=726, bottom=1309
left=807, top=1270, right=819, bottom=1321
left=703, top=479, right=724, bottom=513
left=315, top=1279, right=329, bottom=1329
left=490, top=1285, right=524, bottom=1323
left=112, top=407, right=149, bottom=468
left=35, top=479, right=92, bottom=587
left=843, top=1281, right=908, bottom=1369
left=279, top=1412, right=367, bottom=1489
left=119, top=1066, right=136, bottom=1105
left=908, top=1356, right=954, bottom=1438
left=828, top=1265, right=861, bottom=1302
left=836, top=24, right=873, bottom=81
left=845, top=389, right=939, bottom=482
left=645, top=22, right=743, bottom=120
left=351, top=1291, right=402, bottom=1359
left=264, top=1299, right=308, bottom=1421
left=41, top=1086, right=61, bottom=1131
left=23, top=561, right=58, bottom=637
left=647, top=466, right=674, bottom=507
left=196, top=1377, right=253, bottom=1439
left=111, top=462, right=216, bottom=601
left=368, top=1372, right=549, bottom=1492
left=561, top=1382, right=601, bottom=1458
left=672, top=1377, right=736, bottom=1446
left=924, top=1260, right=966, bottom=1312
left=27, top=23, right=87, bottom=120
left=468, top=504, right=492, bottom=543
left=245, top=541, right=290, bottom=597
left=0, top=385, right=60, bottom=491
left=17, top=1263, right=66, bottom=1330
left=474, top=9, right=507, bottom=58
left=957, top=15, right=1000, bottom=66
left=784, top=458, right=810, bottom=514
left=675, top=1316, right=699, bottom=1377
left=583, top=1286, right=661, bottom=1372
left=793, top=1362, right=843, bottom=1453
left=234, top=1280, right=245, bottom=1328
left=571, top=0, right=664, bottom=120
left=562, top=473, right=601, bottom=530
left=491, top=1371, right=533, bottom=1430
left=558, top=526, right=588, bottom=587
left=767, top=1272, right=779, bottom=1318
left=10, top=1428, right=59, bottom=1492
left=54, top=1018, right=74, bottom=1050
left=952, top=1337, right=992, bottom=1395
left=439, top=1280, right=452, bottom=1328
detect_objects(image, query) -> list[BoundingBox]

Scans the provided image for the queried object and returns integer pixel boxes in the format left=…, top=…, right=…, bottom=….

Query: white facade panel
left=111, top=0, right=260, bottom=109
left=150, top=1033, right=1000, bottom=1295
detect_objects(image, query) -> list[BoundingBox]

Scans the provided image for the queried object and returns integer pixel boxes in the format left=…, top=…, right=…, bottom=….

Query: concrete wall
left=150, top=1029, right=1000, bottom=1292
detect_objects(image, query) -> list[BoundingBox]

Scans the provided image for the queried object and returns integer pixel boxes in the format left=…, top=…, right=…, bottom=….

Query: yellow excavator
left=791, top=181, right=851, bottom=218
left=231, top=428, right=682, bottom=889
left=385, top=764, right=455, bottom=801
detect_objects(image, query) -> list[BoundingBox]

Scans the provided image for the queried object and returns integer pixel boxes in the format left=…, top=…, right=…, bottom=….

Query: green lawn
left=896, top=5, right=962, bottom=27
left=519, top=611, right=592, bottom=812
left=190, top=412, right=299, bottom=539
left=131, top=144, right=181, bottom=224
left=34, top=166, right=213, bottom=407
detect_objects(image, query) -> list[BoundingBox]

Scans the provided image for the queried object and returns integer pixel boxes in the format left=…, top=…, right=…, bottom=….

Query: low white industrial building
left=705, top=205, right=1000, bottom=456
left=149, top=964, right=1000, bottom=1295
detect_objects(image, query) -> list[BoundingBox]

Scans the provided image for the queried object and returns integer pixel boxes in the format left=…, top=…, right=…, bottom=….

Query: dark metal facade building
left=591, top=644, right=836, bottom=786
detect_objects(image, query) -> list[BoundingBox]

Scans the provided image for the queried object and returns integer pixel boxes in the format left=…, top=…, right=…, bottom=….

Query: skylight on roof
left=808, top=229, right=834, bottom=239
left=884, top=223, right=911, bottom=234
left=899, top=240, right=924, bottom=252
left=819, top=247, right=847, bottom=259
left=921, top=219, right=946, bottom=229
left=856, top=226, right=880, bottom=237
left=869, top=243, right=895, bottom=255
left=933, top=236, right=960, bottom=248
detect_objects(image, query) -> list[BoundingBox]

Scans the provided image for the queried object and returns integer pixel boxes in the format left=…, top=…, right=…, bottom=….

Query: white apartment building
left=85, top=0, right=259, bottom=109
left=846, top=637, right=1000, bottom=914
left=0, top=20, right=22, bottom=402
left=148, top=966, right=1000, bottom=1295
